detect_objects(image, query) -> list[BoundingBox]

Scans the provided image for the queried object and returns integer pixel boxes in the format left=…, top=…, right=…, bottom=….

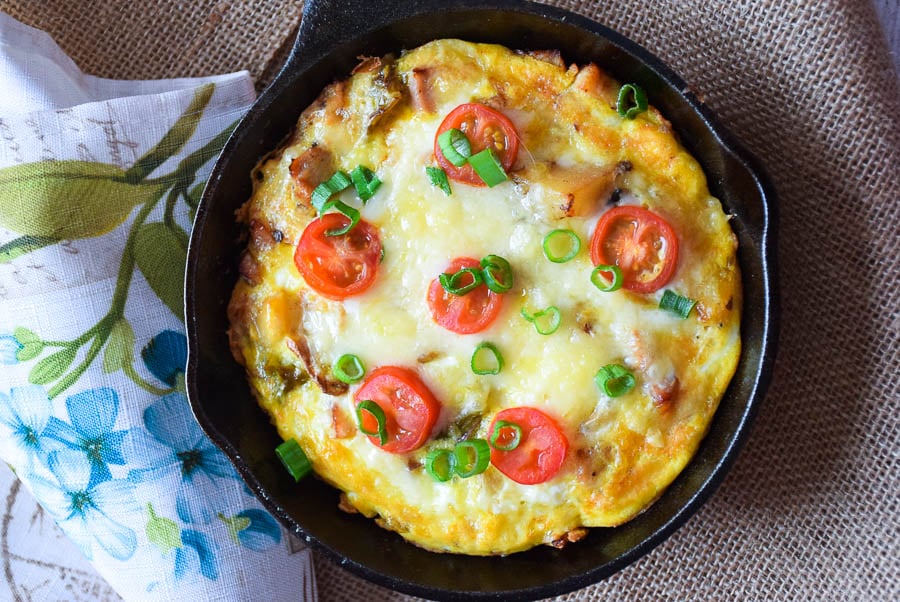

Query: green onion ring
left=426, top=448, right=457, bottom=482
left=480, top=254, right=513, bottom=293
left=454, top=439, right=491, bottom=478
left=439, top=267, right=484, bottom=295
left=333, top=354, right=366, bottom=384
left=350, top=165, right=381, bottom=202
left=591, top=264, right=624, bottom=292
left=275, top=439, right=312, bottom=482
left=595, top=364, right=636, bottom=397
left=521, top=305, right=562, bottom=335
left=468, top=148, right=508, bottom=187
left=659, top=289, right=697, bottom=319
left=616, top=83, right=649, bottom=119
left=311, top=171, right=351, bottom=212
left=356, top=400, right=388, bottom=445
left=489, top=420, right=522, bottom=451
left=471, top=342, right=503, bottom=375
left=323, top=200, right=360, bottom=236
left=437, top=128, right=472, bottom=167
left=542, top=229, right=581, bottom=263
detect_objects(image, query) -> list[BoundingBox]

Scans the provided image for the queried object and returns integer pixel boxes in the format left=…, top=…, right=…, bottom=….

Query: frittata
left=227, top=39, right=741, bottom=555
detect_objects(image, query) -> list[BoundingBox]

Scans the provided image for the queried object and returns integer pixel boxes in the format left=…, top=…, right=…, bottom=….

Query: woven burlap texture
left=0, top=0, right=301, bottom=87
left=2, top=0, right=897, bottom=600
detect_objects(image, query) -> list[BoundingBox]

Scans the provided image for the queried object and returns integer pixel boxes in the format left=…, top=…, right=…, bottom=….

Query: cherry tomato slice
left=589, top=205, right=679, bottom=294
left=434, top=103, right=519, bottom=186
left=353, top=366, right=441, bottom=454
left=488, top=407, right=568, bottom=485
left=427, top=257, right=503, bottom=335
left=294, top=213, right=382, bottom=300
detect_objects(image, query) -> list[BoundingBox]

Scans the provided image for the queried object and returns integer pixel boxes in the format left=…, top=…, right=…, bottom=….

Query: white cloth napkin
left=0, top=13, right=316, bottom=601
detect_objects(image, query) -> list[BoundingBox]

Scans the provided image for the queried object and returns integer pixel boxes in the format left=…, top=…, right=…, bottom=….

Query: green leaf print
left=146, top=503, right=182, bottom=554
left=185, top=181, right=206, bottom=222
left=29, top=347, right=76, bottom=385
left=133, top=222, right=186, bottom=320
left=102, top=318, right=135, bottom=374
left=125, top=83, right=215, bottom=183
left=218, top=513, right=252, bottom=544
left=15, top=341, right=43, bottom=362
left=184, top=181, right=205, bottom=211
left=13, top=327, right=39, bottom=344
left=9, top=84, right=231, bottom=398
left=0, top=161, right=164, bottom=239
left=14, top=327, right=43, bottom=363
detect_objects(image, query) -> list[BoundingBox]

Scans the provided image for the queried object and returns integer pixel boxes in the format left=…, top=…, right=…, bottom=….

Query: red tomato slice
left=353, top=366, right=441, bottom=454
left=427, top=257, right=503, bottom=335
left=434, top=103, right=519, bottom=186
left=589, top=205, right=679, bottom=294
left=488, top=407, right=568, bottom=485
left=294, top=213, right=382, bottom=300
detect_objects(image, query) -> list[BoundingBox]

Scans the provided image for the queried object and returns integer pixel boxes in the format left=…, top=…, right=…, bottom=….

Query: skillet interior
left=185, top=0, right=778, bottom=599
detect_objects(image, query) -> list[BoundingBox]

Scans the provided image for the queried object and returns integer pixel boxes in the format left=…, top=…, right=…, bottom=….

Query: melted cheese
left=229, top=39, right=741, bottom=555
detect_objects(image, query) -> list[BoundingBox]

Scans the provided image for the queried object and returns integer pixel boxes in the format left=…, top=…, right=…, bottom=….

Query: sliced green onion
left=323, top=200, right=360, bottom=236
left=350, top=165, right=381, bottom=202
left=426, top=166, right=452, bottom=196
left=333, top=354, right=366, bottom=384
left=616, top=84, right=648, bottom=119
left=489, top=420, right=522, bottom=451
left=595, top=364, right=636, bottom=397
left=591, top=264, right=624, bottom=292
left=471, top=342, right=503, bottom=375
left=275, top=439, right=312, bottom=482
left=542, top=229, right=581, bottom=263
left=454, top=439, right=491, bottom=478
left=356, top=400, right=388, bottom=445
left=439, top=267, right=484, bottom=295
left=480, top=254, right=513, bottom=293
left=659, top=289, right=697, bottom=319
left=521, top=305, right=562, bottom=335
left=311, top=171, right=351, bottom=212
left=437, top=128, right=472, bottom=167
left=469, top=148, right=508, bottom=187
left=426, top=448, right=456, bottom=482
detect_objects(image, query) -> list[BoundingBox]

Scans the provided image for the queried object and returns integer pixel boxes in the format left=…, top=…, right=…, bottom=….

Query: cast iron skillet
left=185, top=0, right=779, bottom=599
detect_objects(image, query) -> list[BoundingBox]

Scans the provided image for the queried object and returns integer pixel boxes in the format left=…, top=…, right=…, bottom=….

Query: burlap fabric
left=3, top=0, right=896, bottom=600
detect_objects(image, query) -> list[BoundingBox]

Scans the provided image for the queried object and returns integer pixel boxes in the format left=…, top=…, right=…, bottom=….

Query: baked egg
left=227, top=39, right=741, bottom=555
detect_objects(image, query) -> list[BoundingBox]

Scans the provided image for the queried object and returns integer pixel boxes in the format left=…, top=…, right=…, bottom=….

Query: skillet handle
left=288, top=0, right=427, bottom=70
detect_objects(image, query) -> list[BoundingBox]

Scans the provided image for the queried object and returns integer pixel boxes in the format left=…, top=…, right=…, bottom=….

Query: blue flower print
left=126, top=392, right=239, bottom=524
left=234, top=509, right=281, bottom=551
left=175, top=529, right=218, bottom=581
left=0, top=334, right=21, bottom=364
left=29, top=449, right=138, bottom=561
left=44, top=388, right=129, bottom=487
left=144, top=503, right=220, bottom=582
left=219, top=508, right=282, bottom=551
left=0, top=386, right=57, bottom=466
left=141, top=330, right=187, bottom=386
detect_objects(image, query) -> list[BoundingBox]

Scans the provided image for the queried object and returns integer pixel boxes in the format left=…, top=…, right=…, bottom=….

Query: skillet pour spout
left=185, top=0, right=779, bottom=599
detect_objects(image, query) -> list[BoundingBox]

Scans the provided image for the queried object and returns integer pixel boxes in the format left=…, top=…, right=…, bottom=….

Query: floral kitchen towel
left=0, top=13, right=316, bottom=601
